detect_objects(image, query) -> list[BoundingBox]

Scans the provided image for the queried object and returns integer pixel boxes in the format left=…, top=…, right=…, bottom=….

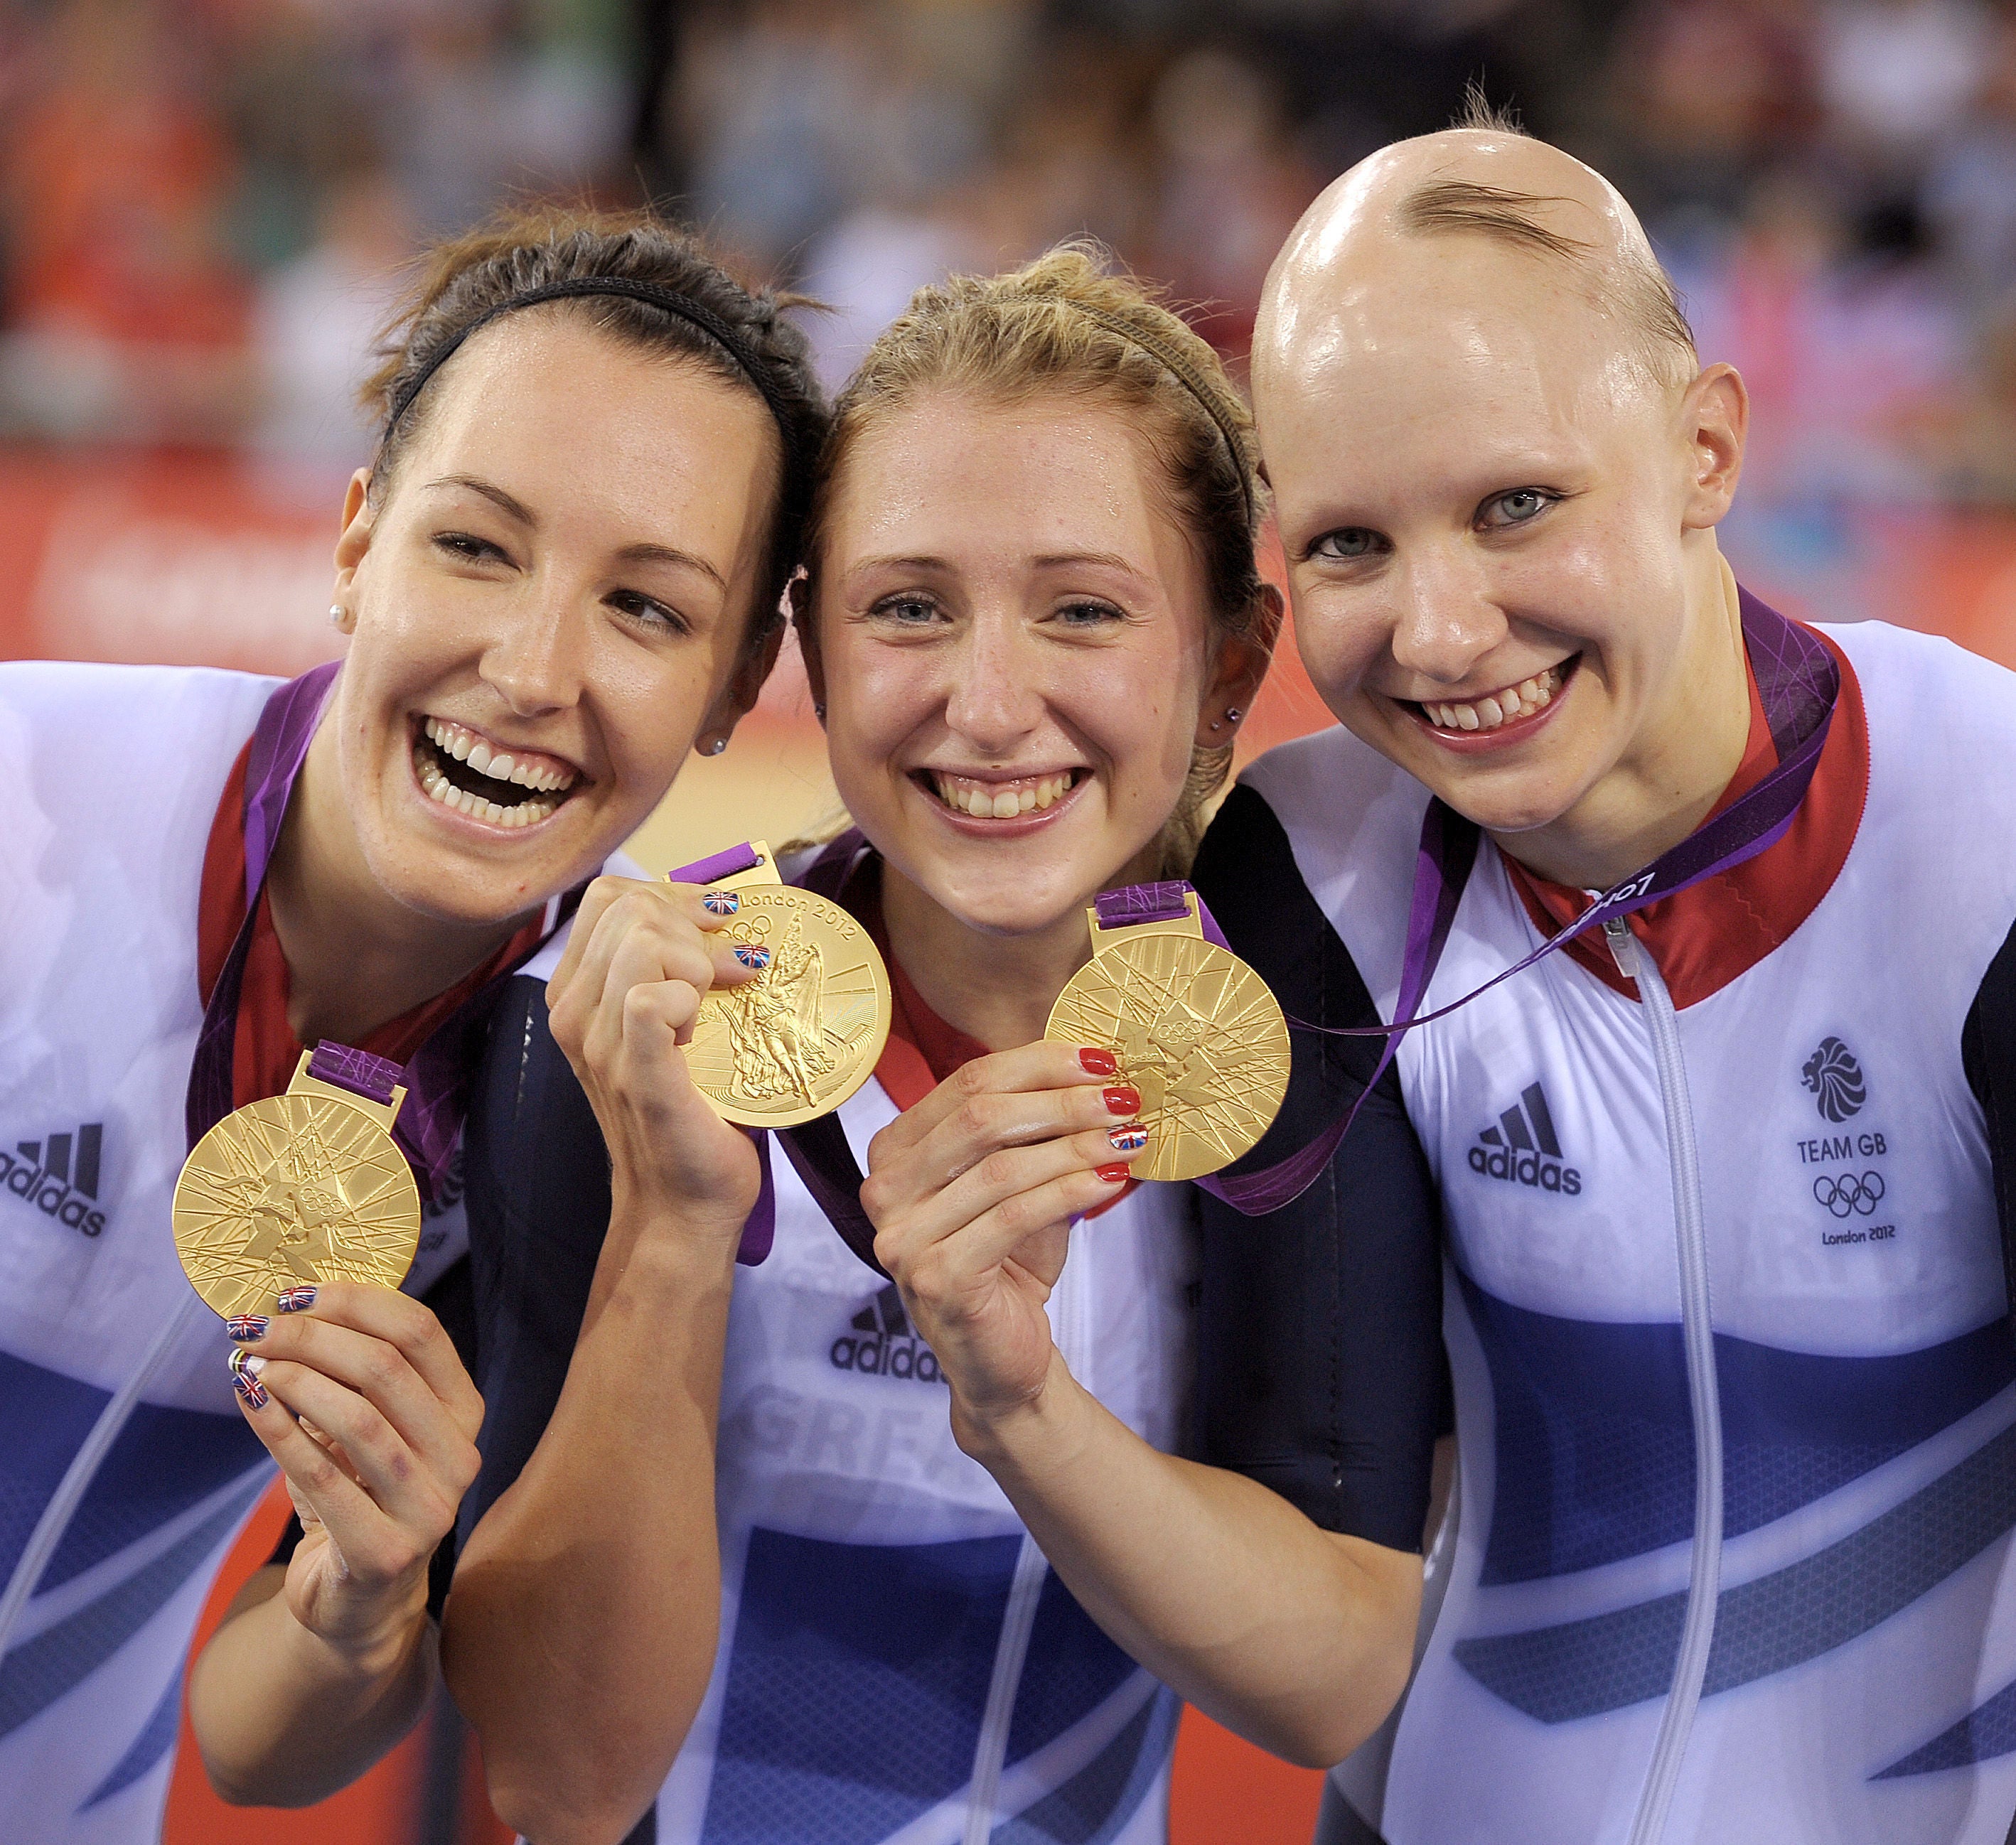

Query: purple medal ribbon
left=185, top=662, right=584, bottom=1200
left=1201, top=589, right=1842, bottom=1216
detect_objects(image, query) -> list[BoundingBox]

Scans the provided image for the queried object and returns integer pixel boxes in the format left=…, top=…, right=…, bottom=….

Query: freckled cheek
left=1290, top=589, right=1389, bottom=706
left=825, top=644, right=943, bottom=763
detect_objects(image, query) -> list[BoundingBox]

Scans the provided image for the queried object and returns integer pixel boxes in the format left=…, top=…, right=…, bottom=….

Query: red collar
left=1501, top=625, right=1870, bottom=1010
left=197, top=738, right=545, bottom=1110
left=850, top=857, right=1137, bottom=1215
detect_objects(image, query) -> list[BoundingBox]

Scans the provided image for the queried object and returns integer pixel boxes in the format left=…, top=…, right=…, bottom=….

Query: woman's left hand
left=862, top=1041, right=1147, bottom=1424
left=226, top=1281, right=483, bottom=1662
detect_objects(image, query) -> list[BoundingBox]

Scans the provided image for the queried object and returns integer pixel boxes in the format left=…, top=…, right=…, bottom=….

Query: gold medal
left=174, top=1049, right=421, bottom=1318
left=681, top=840, right=892, bottom=1128
left=1046, top=886, right=1290, bottom=1181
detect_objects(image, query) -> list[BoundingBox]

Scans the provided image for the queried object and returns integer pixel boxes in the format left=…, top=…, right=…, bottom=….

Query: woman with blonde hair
left=445, top=248, right=1443, bottom=1845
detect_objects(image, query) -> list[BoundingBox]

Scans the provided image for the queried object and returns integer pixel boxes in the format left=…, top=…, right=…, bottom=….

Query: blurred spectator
left=250, top=162, right=414, bottom=485
left=1608, top=0, right=1818, bottom=239
left=1147, top=48, right=1316, bottom=353
left=1, top=0, right=247, bottom=441
left=1816, top=0, right=1993, bottom=171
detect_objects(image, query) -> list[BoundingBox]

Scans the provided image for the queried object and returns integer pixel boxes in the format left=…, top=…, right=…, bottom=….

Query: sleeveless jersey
left=467, top=925, right=1198, bottom=1845
left=1214, top=620, right=2016, bottom=1845
left=0, top=661, right=472, bottom=1843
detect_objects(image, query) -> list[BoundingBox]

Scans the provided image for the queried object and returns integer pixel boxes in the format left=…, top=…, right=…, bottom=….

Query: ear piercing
left=813, top=704, right=826, bottom=721
left=328, top=604, right=346, bottom=627
left=1226, top=707, right=1243, bottom=722
left=706, top=736, right=728, bottom=755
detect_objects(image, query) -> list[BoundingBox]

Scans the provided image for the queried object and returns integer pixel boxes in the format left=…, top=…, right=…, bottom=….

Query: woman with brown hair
left=446, top=248, right=1439, bottom=1845
left=0, top=206, right=824, bottom=1839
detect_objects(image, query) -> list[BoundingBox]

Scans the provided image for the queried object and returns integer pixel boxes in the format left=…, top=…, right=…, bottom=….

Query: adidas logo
left=1, top=1124, right=108, bottom=1237
left=1467, top=1084, right=1582, bottom=1196
left=829, top=1282, right=946, bottom=1386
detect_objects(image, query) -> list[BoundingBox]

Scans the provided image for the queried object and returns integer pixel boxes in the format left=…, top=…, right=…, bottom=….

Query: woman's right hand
left=863, top=1043, right=1148, bottom=1425
left=545, top=873, right=763, bottom=1239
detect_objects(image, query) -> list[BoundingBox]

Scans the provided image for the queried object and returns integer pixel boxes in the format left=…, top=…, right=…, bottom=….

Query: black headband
left=1068, top=301, right=1257, bottom=531
left=382, top=276, right=801, bottom=458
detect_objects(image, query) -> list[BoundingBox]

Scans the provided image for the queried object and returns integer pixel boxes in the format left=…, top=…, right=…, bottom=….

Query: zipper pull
left=1602, top=914, right=1641, bottom=979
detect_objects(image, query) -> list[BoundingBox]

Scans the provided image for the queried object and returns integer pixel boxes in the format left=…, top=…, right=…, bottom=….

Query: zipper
left=1604, top=918, right=1725, bottom=1845
left=960, top=1229, right=1087, bottom=1844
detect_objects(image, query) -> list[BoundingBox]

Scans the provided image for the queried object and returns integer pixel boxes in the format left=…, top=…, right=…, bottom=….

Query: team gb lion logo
left=1801, top=1037, right=1867, bottom=1123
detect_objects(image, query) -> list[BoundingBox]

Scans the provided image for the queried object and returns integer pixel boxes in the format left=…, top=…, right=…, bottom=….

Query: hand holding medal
left=1045, top=882, right=1290, bottom=1181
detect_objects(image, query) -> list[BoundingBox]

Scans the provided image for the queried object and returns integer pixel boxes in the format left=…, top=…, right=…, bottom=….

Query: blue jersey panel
left=1461, top=1274, right=2016, bottom=1585
left=701, top=1528, right=1021, bottom=1844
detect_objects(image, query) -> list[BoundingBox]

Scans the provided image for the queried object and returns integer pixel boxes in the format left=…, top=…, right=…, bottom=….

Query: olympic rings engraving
left=1813, top=1171, right=1885, bottom=1218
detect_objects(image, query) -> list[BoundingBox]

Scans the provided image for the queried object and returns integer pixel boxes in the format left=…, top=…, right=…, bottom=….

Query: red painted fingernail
left=1095, top=1163, right=1131, bottom=1183
left=1078, top=1048, right=1117, bottom=1076
left=1103, top=1086, right=1141, bottom=1115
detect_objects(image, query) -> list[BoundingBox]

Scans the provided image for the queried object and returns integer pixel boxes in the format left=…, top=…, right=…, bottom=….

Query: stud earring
left=1226, top=707, right=1243, bottom=723
left=813, top=703, right=826, bottom=721
left=328, top=604, right=346, bottom=628
left=707, top=736, right=728, bottom=756
left=1209, top=719, right=1223, bottom=731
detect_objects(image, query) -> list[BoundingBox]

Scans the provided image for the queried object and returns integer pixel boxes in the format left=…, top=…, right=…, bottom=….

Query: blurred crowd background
left=10, top=0, right=2016, bottom=577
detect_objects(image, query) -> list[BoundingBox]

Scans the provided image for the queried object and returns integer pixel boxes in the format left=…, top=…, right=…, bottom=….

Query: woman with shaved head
left=1193, top=105, right=2016, bottom=1845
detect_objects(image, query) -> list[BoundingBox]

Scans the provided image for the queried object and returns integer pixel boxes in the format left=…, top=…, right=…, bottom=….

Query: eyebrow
left=424, top=475, right=727, bottom=591
left=848, top=550, right=1154, bottom=583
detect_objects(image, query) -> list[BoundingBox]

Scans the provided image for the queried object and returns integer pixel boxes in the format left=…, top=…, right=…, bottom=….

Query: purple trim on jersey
left=185, top=664, right=581, bottom=1201
left=307, top=1043, right=403, bottom=1105
left=1203, top=594, right=1841, bottom=1217
left=668, top=841, right=765, bottom=885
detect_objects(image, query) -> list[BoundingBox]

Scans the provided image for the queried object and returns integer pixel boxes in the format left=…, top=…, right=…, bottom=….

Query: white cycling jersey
left=0, top=661, right=471, bottom=1843
left=1233, top=620, right=2016, bottom=1845
left=501, top=920, right=1198, bottom=1845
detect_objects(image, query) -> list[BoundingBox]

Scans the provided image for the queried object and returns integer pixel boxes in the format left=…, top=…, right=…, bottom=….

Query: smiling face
left=321, top=308, right=781, bottom=927
left=1256, top=208, right=1749, bottom=884
left=809, top=389, right=1237, bottom=937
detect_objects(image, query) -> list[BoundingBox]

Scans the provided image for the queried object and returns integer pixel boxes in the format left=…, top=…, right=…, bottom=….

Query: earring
left=328, top=603, right=346, bottom=628
left=1226, top=707, right=1243, bottom=723
left=813, top=703, right=826, bottom=721
left=1209, top=719, right=1223, bottom=731
left=706, top=736, right=728, bottom=756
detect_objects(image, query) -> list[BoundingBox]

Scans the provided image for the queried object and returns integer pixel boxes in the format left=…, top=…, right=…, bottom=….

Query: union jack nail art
left=734, top=944, right=772, bottom=970
left=226, top=1315, right=269, bottom=1343
left=1108, top=1125, right=1149, bottom=1153
left=702, top=891, right=740, bottom=915
left=231, top=1365, right=270, bottom=1410
left=276, top=1286, right=318, bottom=1313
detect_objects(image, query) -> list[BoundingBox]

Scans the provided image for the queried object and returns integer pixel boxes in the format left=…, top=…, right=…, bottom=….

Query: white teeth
left=1426, top=663, right=1567, bottom=734
left=466, top=741, right=492, bottom=773
left=931, top=770, right=1076, bottom=816
left=489, top=753, right=515, bottom=781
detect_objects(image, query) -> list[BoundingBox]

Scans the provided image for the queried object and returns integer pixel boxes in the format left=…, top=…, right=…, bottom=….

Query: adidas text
left=830, top=1332, right=946, bottom=1384
left=1469, top=1084, right=1581, bottom=1196
left=832, top=1281, right=948, bottom=1386
left=1467, top=1143, right=1582, bottom=1195
left=1, top=1126, right=108, bottom=1237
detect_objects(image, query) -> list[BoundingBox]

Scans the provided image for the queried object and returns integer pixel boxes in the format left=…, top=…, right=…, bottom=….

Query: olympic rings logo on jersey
left=1813, top=1170, right=1885, bottom=1217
